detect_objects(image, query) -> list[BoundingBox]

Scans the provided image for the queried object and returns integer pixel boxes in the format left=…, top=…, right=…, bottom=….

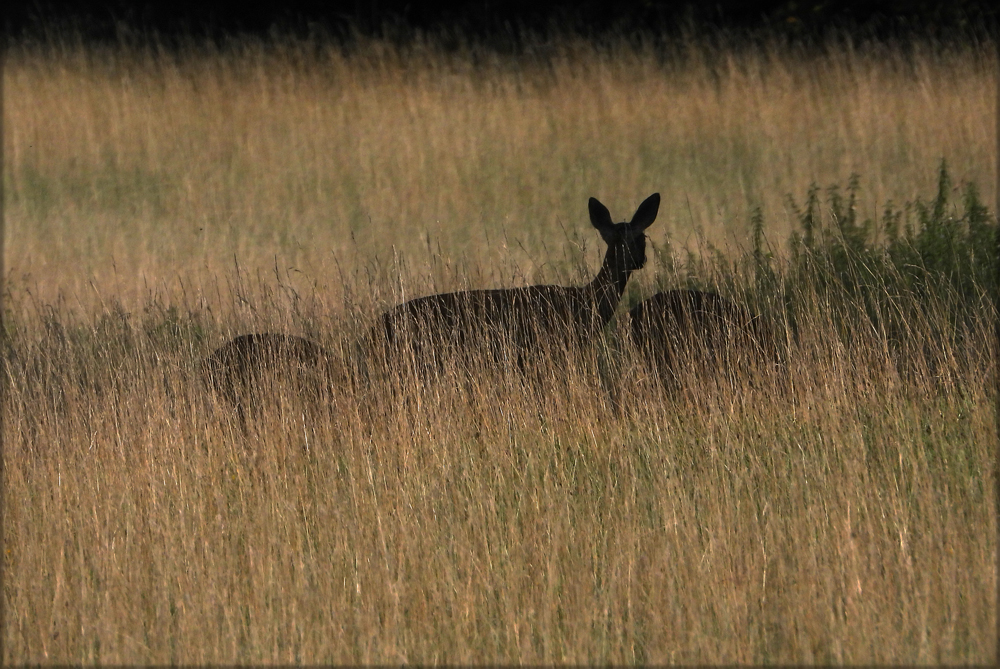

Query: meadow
left=2, top=31, right=997, bottom=663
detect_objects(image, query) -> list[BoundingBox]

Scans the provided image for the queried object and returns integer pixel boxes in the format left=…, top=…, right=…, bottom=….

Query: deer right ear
left=629, top=193, right=660, bottom=231
left=589, top=197, right=614, bottom=231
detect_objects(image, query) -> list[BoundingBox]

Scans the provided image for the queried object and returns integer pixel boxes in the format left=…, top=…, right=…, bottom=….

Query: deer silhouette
left=628, top=289, right=779, bottom=387
left=201, top=333, right=346, bottom=429
left=366, top=193, right=660, bottom=377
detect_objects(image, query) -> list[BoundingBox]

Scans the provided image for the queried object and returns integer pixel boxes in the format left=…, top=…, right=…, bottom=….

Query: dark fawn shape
left=368, top=193, right=660, bottom=375
left=629, top=289, right=778, bottom=386
left=201, top=333, right=344, bottom=427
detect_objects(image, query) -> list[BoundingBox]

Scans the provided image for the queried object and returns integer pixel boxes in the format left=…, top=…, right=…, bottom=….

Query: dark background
left=5, top=0, right=999, bottom=44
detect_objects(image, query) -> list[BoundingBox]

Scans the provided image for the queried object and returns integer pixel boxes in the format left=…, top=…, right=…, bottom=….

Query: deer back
left=629, top=290, right=777, bottom=376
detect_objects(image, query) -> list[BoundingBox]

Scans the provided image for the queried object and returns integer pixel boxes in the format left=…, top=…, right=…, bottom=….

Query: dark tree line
left=5, top=0, right=998, bottom=43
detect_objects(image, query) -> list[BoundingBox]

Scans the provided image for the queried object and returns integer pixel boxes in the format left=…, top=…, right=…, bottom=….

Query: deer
left=364, top=193, right=661, bottom=380
left=201, top=333, right=347, bottom=431
left=627, top=289, right=780, bottom=389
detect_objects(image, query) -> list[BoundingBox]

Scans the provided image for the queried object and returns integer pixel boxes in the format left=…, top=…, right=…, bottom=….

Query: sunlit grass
left=2, top=32, right=996, bottom=663
left=3, top=268, right=994, bottom=662
left=3, top=33, right=996, bottom=313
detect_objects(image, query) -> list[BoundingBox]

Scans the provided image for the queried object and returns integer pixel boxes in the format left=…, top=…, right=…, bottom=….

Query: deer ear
left=589, top=197, right=614, bottom=231
left=629, top=193, right=660, bottom=231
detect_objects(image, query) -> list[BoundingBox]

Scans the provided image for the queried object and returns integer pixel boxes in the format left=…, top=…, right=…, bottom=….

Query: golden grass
left=3, top=287, right=995, bottom=663
left=3, top=35, right=996, bottom=313
left=2, top=33, right=997, bottom=663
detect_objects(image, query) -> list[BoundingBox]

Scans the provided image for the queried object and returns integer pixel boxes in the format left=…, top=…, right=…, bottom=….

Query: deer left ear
left=589, top=197, right=614, bottom=232
left=628, top=193, right=660, bottom=232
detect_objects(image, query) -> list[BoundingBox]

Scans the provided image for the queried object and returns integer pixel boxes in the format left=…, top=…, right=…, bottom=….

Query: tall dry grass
left=2, top=276, right=995, bottom=663
left=2, top=34, right=996, bottom=314
left=2, top=33, right=997, bottom=663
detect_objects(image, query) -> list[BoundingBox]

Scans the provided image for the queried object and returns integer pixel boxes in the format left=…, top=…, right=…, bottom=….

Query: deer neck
left=585, top=246, right=633, bottom=326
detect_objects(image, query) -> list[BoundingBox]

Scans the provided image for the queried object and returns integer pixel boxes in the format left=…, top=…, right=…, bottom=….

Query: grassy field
left=3, top=33, right=996, bottom=312
left=2, top=32, right=997, bottom=663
